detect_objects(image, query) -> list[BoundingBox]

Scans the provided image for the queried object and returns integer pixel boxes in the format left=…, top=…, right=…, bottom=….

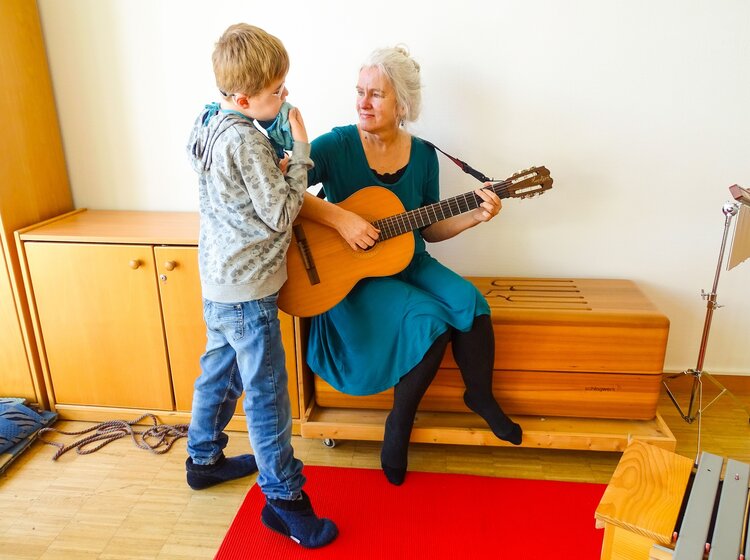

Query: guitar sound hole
left=350, top=240, right=380, bottom=259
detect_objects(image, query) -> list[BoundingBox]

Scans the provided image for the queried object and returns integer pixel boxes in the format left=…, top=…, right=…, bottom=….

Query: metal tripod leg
left=663, top=370, right=750, bottom=423
left=663, top=370, right=702, bottom=424
left=702, top=372, right=750, bottom=422
left=663, top=369, right=750, bottom=465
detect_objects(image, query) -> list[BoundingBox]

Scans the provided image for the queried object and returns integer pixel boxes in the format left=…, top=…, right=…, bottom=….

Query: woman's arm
left=301, top=129, right=379, bottom=250
left=299, top=192, right=380, bottom=250
left=422, top=187, right=502, bottom=243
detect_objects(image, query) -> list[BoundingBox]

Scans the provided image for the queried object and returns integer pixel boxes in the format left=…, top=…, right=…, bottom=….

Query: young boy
left=185, top=23, right=337, bottom=549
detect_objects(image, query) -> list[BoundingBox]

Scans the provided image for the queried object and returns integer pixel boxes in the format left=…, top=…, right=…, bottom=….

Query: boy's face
left=234, top=76, right=288, bottom=121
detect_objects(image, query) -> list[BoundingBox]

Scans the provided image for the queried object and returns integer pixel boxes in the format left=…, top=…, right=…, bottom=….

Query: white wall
left=37, top=0, right=750, bottom=375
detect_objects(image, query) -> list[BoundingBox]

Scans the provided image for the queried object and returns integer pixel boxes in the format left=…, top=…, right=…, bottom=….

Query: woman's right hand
left=336, top=209, right=380, bottom=250
left=288, top=107, right=308, bottom=144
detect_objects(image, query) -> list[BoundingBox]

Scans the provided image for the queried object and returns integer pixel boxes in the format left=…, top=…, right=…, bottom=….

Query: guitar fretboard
left=373, top=180, right=512, bottom=241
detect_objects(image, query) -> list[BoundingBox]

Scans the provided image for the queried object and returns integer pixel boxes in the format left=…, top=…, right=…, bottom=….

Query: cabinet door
left=155, top=246, right=299, bottom=417
left=154, top=246, right=205, bottom=412
left=25, top=242, right=173, bottom=409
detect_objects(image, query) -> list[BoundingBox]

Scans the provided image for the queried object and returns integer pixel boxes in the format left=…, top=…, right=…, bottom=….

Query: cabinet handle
left=128, top=259, right=141, bottom=270
left=164, top=261, right=177, bottom=271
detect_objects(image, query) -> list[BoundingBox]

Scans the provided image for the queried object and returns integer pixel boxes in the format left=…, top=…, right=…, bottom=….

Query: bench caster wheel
left=322, top=438, right=336, bottom=448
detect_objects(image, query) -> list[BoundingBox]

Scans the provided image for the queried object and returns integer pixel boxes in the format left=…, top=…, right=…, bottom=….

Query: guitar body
left=278, top=165, right=552, bottom=317
left=279, top=186, right=415, bottom=317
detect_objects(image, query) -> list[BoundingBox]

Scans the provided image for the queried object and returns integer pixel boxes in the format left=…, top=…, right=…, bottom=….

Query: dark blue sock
left=185, top=453, right=257, bottom=490
left=261, top=491, right=338, bottom=548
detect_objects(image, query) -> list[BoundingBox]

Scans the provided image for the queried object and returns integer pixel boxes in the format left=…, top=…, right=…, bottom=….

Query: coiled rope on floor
left=38, top=413, right=189, bottom=460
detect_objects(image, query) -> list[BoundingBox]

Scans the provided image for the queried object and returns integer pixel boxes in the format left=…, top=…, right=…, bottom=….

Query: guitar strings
left=373, top=179, right=514, bottom=241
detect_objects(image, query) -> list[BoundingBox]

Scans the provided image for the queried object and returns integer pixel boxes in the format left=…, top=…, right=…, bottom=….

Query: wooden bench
left=299, top=277, right=676, bottom=451
left=595, top=440, right=750, bottom=559
left=314, top=277, right=669, bottom=419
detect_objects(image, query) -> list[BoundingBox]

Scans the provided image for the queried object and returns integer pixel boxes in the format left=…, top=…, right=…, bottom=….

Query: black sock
left=381, top=413, right=410, bottom=486
left=463, top=391, right=522, bottom=445
left=381, top=332, right=451, bottom=485
left=453, top=315, right=522, bottom=446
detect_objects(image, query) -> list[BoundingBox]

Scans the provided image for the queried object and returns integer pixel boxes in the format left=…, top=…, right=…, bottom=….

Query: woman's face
left=356, top=66, right=400, bottom=134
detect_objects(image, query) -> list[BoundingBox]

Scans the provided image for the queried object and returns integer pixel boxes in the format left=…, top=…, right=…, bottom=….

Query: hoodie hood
left=187, top=103, right=254, bottom=173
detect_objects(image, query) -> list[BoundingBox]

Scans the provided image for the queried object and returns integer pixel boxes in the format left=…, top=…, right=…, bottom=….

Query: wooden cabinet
left=17, top=210, right=302, bottom=428
left=24, top=242, right=173, bottom=409
left=0, top=0, right=74, bottom=406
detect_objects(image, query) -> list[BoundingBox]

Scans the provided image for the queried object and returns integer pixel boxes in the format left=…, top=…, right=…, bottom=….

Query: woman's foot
left=463, top=392, right=523, bottom=445
left=381, top=462, right=407, bottom=486
left=380, top=412, right=410, bottom=485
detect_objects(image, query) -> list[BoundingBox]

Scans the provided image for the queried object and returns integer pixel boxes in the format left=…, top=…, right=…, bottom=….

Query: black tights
left=381, top=331, right=450, bottom=484
left=453, top=315, right=521, bottom=443
left=381, top=314, right=522, bottom=485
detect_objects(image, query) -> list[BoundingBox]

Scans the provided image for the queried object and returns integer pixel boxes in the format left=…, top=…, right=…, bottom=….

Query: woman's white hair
left=361, top=45, right=422, bottom=124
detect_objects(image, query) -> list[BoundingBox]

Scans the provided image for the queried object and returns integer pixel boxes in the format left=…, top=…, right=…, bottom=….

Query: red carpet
left=215, top=466, right=605, bottom=560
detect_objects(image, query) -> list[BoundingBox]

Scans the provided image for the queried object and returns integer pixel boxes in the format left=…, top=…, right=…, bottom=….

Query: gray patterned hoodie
left=187, top=104, right=312, bottom=303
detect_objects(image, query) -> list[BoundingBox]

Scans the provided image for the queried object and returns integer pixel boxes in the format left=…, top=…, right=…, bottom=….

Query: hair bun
left=393, top=44, right=420, bottom=73
left=394, top=44, right=410, bottom=57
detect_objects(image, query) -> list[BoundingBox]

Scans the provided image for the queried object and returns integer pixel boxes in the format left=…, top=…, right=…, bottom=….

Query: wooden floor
left=1, top=374, right=749, bottom=560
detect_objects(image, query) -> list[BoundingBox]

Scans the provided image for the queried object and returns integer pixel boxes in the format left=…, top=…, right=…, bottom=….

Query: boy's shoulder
left=215, top=114, right=265, bottom=143
left=188, top=106, right=274, bottom=175
left=201, top=111, right=274, bottom=156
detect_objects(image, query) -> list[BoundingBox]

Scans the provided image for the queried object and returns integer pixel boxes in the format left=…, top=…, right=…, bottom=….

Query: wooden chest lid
left=468, top=277, right=669, bottom=328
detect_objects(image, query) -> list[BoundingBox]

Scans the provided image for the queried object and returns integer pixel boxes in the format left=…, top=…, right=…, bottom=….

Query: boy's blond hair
left=212, top=24, right=289, bottom=97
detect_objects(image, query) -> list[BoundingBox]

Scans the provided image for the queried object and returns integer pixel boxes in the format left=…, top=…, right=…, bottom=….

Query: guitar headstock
left=496, top=166, right=553, bottom=199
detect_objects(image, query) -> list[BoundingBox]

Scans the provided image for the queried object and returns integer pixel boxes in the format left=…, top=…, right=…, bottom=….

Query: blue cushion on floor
left=0, top=398, right=46, bottom=454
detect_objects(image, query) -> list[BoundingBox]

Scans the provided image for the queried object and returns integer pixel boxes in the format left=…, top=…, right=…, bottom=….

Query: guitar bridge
left=293, top=224, right=320, bottom=285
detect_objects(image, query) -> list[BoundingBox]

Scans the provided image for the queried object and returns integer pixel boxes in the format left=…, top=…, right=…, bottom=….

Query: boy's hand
left=278, top=154, right=290, bottom=175
left=288, top=107, right=308, bottom=144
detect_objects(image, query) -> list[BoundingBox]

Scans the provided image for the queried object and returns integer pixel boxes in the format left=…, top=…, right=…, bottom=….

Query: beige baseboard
left=51, top=404, right=301, bottom=435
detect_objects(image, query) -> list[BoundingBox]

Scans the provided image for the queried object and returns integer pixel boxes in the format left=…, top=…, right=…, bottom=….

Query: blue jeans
left=187, top=294, right=305, bottom=500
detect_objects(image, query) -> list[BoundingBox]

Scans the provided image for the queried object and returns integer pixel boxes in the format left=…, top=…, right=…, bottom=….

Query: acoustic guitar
left=278, top=166, right=553, bottom=317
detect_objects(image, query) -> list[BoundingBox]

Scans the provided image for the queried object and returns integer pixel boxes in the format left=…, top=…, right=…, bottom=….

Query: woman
left=299, top=46, right=522, bottom=485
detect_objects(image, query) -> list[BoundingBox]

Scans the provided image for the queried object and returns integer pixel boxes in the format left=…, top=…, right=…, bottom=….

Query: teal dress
left=306, top=125, right=490, bottom=396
